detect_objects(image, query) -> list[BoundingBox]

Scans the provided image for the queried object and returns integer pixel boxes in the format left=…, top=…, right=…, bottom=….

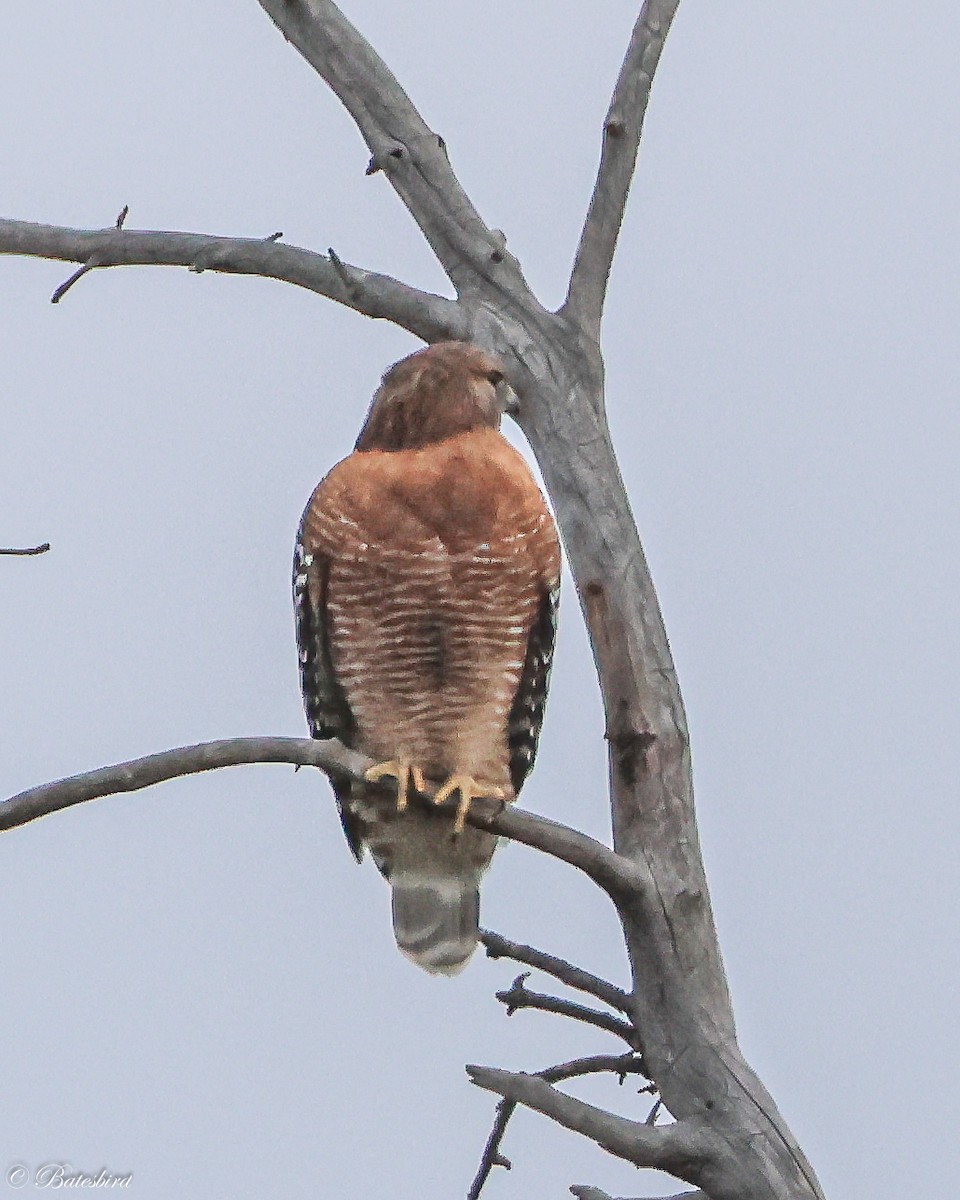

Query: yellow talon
left=364, top=758, right=426, bottom=812
left=432, top=775, right=506, bottom=834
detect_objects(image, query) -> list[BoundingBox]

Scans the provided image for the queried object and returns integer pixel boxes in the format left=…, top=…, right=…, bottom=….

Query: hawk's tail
left=390, top=873, right=480, bottom=975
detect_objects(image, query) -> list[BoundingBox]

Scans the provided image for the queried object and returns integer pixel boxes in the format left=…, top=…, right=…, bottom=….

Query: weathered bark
left=460, top=322, right=823, bottom=1199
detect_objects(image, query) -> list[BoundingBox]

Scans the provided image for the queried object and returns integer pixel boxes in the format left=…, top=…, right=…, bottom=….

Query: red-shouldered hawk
left=294, top=342, right=561, bottom=974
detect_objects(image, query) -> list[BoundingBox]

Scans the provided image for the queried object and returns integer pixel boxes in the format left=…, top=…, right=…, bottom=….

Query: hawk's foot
left=364, top=757, right=427, bottom=813
left=432, top=774, right=506, bottom=834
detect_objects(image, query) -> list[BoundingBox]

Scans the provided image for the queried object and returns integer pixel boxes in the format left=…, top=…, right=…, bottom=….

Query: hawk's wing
left=507, top=579, right=560, bottom=796
left=293, top=537, right=363, bottom=860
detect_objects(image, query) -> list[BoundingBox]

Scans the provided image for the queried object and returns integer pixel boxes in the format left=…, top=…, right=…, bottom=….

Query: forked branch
left=256, top=0, right=528, bottom=300
left=469, top=1054, right=650, bottom=1200
left=466, top=1066, right=712, bottom=1178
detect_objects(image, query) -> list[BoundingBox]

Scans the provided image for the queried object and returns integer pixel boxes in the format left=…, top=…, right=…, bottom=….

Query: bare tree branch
left=469, top=1055, right=650, bottom=1200
left=254, top=0, right=531, bottom=303
left=495, top=973, right=642, bottom=1050
left=480, top=929, right=632, bottom=1014
left=0, top=218, right=464, bottom=343
left=476, top=810, right=641, bottom=899
left=0, top=737, right=365, bottom=832
left=467, top=1098, right=516, bottom=1200
left=0, top=543, right=50, bottom=556
left=466, top=1066, right=712, bottom=1178
left=564, top=0, right=681, bottom=337
left=538, top=1054, right=648, bottom=1085
left=0, top=737, right=640, bottom=896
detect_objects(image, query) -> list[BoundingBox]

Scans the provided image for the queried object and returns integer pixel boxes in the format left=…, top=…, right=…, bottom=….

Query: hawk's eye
left=486, top=369, right=505, bottom=386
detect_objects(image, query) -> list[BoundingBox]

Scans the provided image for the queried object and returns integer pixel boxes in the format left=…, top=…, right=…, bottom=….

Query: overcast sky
left=2, top=3, right=958, bottom=1198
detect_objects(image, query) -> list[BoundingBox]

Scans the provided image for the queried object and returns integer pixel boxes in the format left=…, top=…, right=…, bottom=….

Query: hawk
left=294, top=342, right=561, bottom=974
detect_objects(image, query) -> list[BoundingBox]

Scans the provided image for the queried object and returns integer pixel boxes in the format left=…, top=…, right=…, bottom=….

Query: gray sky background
left=2, top=3, right=958, bottom=1197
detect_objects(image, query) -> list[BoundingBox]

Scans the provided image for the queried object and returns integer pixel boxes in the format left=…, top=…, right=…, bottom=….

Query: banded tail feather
left=390, top=872, right=480, bottom=975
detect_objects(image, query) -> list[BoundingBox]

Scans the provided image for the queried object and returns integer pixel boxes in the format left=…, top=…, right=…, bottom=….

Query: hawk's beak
left=502, top=390, right=520, bottom=419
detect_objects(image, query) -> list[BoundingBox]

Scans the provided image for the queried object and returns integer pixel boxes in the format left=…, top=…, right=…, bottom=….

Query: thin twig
left=467, top=1098, right=516, bottom=1200
left=0, top=543, right=50, bottom=556
left=115, top=205, right=129, bottom=230
left=538, top=1053, right=648, bottom=1086
left=480, top=929, right=631, bottom=1013
left=327, top=246, right=361, bottom=300
left=51, top=256, right=102, bottom=303
left=495, top=973, right=642, bottom=1050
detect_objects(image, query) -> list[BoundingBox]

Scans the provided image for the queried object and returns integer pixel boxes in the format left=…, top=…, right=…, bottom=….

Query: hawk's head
left=355, top=342, right=511, bottom=452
